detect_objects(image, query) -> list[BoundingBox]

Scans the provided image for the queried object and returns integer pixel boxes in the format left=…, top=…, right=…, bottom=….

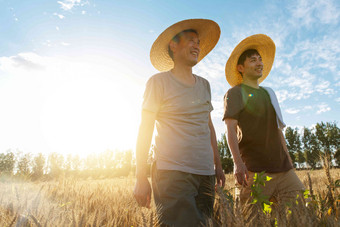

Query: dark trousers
left=152, top=164, right=215, bottom=227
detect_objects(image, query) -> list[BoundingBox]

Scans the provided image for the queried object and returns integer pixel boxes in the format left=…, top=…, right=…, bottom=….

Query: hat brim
left=225, top=34, right=276, bottom=87
left=150, top=19, right=220, bottom=72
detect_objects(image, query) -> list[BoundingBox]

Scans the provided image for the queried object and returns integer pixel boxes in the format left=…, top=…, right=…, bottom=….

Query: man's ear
left=169, top=40, right=177, bottom=53
left=237, top=64, right=244, bottom=74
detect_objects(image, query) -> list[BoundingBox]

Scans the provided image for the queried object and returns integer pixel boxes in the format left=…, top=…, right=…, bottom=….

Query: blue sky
left=0, top=0, right=339, bottom=156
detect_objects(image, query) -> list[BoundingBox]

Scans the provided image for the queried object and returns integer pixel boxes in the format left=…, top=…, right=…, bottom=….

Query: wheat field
left=0, top=169, right=339, bottom=226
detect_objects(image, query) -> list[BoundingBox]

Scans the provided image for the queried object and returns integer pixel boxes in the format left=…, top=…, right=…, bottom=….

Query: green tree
left=99, top=150, right=115, bottom=169
left=295, top=137, right=305, bottom=169
left=0, top=150, right=16, bottom=175
left=334, top=148, right=340, bottom=167
left=120, top=150, right=132, bottom=176
left=71, top=154, right=82, bottom=171
left=48, top=152, right=64, bottom=178
left=86, top=153, right=99, bottom=170
left=32, top=153, right=45, bottom=179
left=302, top=127, right=320, bottom=169
left=217, top=133, right=234, bottom=173
left=17, top=152, right=32, bottom=177
left=65, top=154, right=72, bottom=173
left=285, top=127, right=300, bottom=167
left=315, top=122, right=340, bottom=166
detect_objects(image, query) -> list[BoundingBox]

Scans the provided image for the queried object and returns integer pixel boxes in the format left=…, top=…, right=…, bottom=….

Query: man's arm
left=224, top=118, right=249, bottom=186
left=209, top=114, right=226, bottom=188
left=133, top=109, right=157, bottom=208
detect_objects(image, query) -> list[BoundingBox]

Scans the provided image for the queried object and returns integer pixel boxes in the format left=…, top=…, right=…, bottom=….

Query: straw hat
left=225, top=34, right=276, bottom=87
left=150, top=19, right=220, bottom=71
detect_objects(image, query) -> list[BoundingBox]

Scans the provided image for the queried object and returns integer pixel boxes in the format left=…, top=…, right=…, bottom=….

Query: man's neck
left=171, top=64, right=195, bottom=86
left=242, top=78, right=259, bottom=89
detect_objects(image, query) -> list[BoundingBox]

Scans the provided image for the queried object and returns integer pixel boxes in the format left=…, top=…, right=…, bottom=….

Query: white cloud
left=316, top=103, right=331, bottom=114
left=283, top=105, right=315, bottom=115
left=288, top=0, right=340, bottom=27
left=335, top=97, right=340, bottom=103
left=335, top=81, right=340, bottom=87
left=53, top=13, right=65, bottom=19
left=285, top=108, right=300, bottom=114
left=58, top=0, right=83, bottom=11
left=0, top=53, right=45, bottom=72
left=282, top=70, right=315, bottom=100
left=284, top=34, right=340, bottom=76
left=276, top=90, right=289, bottom=103
left=315, top=80, right=335, bottom=95
left=42, top=40, right=53, bottom=47
left=211, top=100, right=224, bottom=120
left=61, top=42, right=70, bottom=46
left=81, top=10, right=86, bottom=15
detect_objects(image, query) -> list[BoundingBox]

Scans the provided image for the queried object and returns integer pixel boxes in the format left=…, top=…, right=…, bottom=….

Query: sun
left=40, top=68, right=142, bottom=157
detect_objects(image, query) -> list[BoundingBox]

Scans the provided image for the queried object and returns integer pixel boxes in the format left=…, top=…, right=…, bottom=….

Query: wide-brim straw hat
left=150, top=19, right=220, bottom=71
left=225, top=34, right=276, bottom=87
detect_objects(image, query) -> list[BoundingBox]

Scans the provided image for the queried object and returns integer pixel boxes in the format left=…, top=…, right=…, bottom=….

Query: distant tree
left=292, top=128, right=306, bottom=168
left=295, top=136, right=305, bottom=168
left=334, top=148, right=340, bottom=167
left=315, top=122, right=340, bottom=166
left=16, top=152, right=32, bottom=177
left=85, top=154, right=99, bottom=170
left=217, top=133, right=234, bottom=174
left=99, top=150, right=115, bottom=169
left=71, top=154, right=82, bottom=171
left=48, top=152, right=64, bottom=178
left=285, top=127, right=300, bottom=167
left=0, top=150, right=16, bottom=175
left=65, top=154, right=72, bottom=173
left=32, top=153, right=45, bottom=179
left=122, top=149, right=132, bottom=176
left=302, top=127, right=320, bottom=169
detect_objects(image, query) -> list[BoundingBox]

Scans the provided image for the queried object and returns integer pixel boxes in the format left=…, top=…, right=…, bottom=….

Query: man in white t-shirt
left=134, top=19, right=225, bottom=226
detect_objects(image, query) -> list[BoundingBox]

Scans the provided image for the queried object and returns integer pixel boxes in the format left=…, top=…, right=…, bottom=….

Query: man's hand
left=234, top=161, right=249, bottom=186
left=215, top=164, right=226, bottom=188
left=134, top=177, right=152, bottom=208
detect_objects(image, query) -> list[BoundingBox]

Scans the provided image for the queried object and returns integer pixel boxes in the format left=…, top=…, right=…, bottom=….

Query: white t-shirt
left=142, top=71, right=215, bottom=175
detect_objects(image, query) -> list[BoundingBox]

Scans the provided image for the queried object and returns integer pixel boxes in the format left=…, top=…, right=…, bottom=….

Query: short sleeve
left=142, top=76, right=163, bottom=113
left=206, top=80, right=214, bottom=112
left=222, top=87, right=243, bottom=121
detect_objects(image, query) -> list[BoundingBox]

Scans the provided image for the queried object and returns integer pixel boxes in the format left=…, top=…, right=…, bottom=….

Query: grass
left=0, top=169, right=339, bottom=226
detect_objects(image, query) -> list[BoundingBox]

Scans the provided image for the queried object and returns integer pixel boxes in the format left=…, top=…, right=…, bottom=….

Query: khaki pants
left=152, top=164, right=215, bottom=227
left=235, top=169, right=305, bottom=206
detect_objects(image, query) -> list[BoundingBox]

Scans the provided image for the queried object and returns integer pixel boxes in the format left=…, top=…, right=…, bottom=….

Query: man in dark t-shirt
left=223, top=34, right=304, bottom=208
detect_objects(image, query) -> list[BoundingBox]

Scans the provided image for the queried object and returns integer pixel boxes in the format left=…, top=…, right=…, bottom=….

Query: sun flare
left=39, top=60, right=142, bottom=157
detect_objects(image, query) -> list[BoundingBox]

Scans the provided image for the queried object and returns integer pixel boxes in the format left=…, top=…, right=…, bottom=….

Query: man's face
left=171, top=31, right=201, bottom=67
left=237, top=53, right=263, bottom=80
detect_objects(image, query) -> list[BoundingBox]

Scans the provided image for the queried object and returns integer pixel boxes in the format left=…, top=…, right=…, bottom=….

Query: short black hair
left=237, top=49, right=260, bottom=66
left=168, top=29, right=198, bottom=60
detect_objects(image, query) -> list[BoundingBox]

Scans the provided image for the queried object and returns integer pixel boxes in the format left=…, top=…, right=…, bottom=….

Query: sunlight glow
left=0, top=54, right=143, bottom=156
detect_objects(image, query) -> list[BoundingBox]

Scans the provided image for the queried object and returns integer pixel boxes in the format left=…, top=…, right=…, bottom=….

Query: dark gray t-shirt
left=223, top=84, right=293, bottom=173
left=142, top=71, right=215, bottom=175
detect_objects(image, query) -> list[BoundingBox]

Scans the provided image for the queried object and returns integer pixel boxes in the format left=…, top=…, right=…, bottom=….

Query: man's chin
left=189, top=60, right=198, bottom=67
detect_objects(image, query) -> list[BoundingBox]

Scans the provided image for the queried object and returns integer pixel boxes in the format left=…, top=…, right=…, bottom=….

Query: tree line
left=218, top=121, right=340, bottom=173
left=0, top=121, right=338, bottom=180
left=0, top=149, right=133, bottom=181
